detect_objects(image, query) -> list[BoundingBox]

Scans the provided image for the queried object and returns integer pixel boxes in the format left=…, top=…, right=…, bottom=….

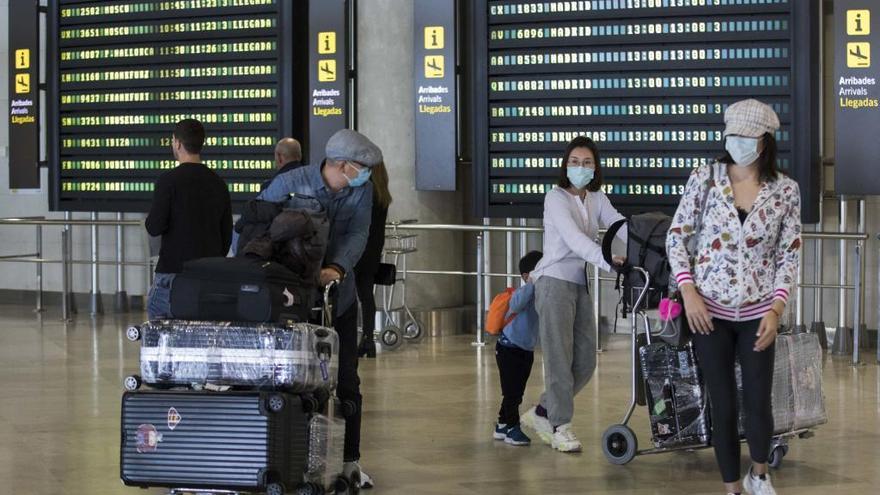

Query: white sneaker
left=519, top=406, right=553, bottom=445
left=743, top=467, right=777, bottom=495
left=550, top=423, right=582, bottom=453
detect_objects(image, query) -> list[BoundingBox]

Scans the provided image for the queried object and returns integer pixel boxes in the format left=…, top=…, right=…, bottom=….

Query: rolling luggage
left=120, top=390, right=350, bottom=494
left=125, top=320, right=339, bottom=393
left=170, top=257, right=315, bottom=323
left=640, top=341, right=711, bottom=449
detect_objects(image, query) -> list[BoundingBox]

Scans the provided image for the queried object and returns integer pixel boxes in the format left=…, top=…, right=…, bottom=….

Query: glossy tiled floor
left=1, top=304, right=878, bottom=494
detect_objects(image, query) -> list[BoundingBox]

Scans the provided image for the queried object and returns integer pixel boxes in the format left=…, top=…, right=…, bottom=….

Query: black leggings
left=693, top=318, right=775, bottom=483
left=355, top=267, right=377, bottom=341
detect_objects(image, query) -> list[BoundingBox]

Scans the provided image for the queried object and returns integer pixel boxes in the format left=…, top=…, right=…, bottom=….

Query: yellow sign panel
left=318, top=59, right=337, bottom=82
left=15, top=49, right=30, bottom=69
left=424, top=26, right=444, bottom=49
left=847, top=9, right=870, bottom=36
left=15, top=73, right=30, bottom=94
left=425, top=55, right=444, bottom=78
left=847, top=42, right=871, bottom=68
left=318, top=31, right=336, bottom=54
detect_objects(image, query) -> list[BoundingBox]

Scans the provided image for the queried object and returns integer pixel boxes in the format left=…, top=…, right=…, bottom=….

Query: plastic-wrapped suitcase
left=640, top=341, right=711, bottom=449
left=736, top=332, right=826, bottom=435
left=125, top=320, right=338, bottom=393
left=120, top=390, right=350, bottom=494
left=170, top=257, right=316, bottom=323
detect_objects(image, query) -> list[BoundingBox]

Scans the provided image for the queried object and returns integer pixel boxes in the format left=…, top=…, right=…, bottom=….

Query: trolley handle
left=321, top=280, right=339, bottom=327
left=630, top=267, right=653, bottom=345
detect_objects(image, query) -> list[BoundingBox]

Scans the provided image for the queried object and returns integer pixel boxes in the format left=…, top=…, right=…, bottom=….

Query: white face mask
left=725, top=136, right=761, bottom=166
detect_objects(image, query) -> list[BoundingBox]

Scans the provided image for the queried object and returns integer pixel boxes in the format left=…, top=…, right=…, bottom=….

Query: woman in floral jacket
left=666, top=99, right=801, bottom=495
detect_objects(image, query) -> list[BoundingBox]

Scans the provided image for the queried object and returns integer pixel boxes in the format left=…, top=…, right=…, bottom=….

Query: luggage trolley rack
left=600, top=267, right=816, bottom=467
left=374, top=219, right=423, bottom=351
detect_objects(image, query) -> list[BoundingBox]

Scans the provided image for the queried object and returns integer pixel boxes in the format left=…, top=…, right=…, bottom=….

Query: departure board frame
left=471, top=0, right=820, bottom=222
left=47, top=0, right=299, bottom=212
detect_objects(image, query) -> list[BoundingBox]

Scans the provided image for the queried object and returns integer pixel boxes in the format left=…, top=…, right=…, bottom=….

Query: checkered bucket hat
left=722, top=99, right=780, bottom=138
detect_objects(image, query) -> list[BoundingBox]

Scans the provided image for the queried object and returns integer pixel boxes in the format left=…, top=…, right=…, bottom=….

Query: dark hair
left=173, top=119, right=206, bottom=154
left=557, top=136, right=603, bottom=192
left=519, top=250, right=543, bottom=274
left=718, top=132, right=780, bottom=183
left=371, top=161, right=393, bottom=209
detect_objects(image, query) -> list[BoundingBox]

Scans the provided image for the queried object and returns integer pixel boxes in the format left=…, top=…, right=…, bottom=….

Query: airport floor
left=0, top=303, right=878, bottom=495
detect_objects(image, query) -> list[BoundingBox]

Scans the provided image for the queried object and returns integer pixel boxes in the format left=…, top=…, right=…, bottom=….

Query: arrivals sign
left=309, top=0, right=349, bottom=163
left=835, top=0, right=880, bottom=195
left=414, top=0, right=457, bottom=191
left=8, top=0, right=40, bottom=190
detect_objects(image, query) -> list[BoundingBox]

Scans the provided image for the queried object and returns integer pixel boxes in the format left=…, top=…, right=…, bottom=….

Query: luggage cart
left=600, top=267, right=814, bottom=467
left=375, top=220, right=423, bottom=351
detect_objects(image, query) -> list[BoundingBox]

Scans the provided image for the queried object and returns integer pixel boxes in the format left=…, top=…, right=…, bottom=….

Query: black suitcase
left=120, top=390, right=349, bottom=494
left=640, top=342, right=711, bottom=449
left=126, top=320, right=339, bottom=393
left=170, top=257, right=315, bottom=323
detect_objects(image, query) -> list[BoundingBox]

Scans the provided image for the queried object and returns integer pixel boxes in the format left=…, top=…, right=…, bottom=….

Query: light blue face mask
left=567, top=166, right=595, bottom=189
left=345, top=163, right=372, bottom=187
left=725, top=136, right=761, bottom=166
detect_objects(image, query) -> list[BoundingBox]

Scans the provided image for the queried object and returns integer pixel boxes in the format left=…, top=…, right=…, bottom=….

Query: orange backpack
left=486, top=288, right=517, bottom=335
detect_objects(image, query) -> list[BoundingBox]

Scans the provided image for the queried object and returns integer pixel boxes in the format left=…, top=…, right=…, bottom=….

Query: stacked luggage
left=121, top=258, right=351, bottom=495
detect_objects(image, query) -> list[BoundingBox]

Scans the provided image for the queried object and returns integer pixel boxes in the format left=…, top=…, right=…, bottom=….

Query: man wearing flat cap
left=258, top=128, right=382, bottom=489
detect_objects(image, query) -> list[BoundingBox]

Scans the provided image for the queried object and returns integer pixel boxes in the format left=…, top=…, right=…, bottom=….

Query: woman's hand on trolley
left=754, top=306, right=781, bottom=352
left=681, top=284, right=714, bottom=334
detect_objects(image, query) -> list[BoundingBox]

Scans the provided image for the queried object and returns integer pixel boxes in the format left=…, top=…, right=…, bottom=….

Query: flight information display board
left=48, top=0, right=296, bottom=211
left=472, top=0, right=819, bottom=221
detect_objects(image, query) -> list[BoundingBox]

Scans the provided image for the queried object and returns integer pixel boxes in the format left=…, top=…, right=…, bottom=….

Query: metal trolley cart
left=375, top=220, right=423, bottom=351
left=600, top=267, right=815, bottom=468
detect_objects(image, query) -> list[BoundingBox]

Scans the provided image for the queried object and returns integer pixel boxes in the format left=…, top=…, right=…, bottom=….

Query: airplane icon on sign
left=318, top=59, right=337, bottom=82
left=850, top=45, right=868, bottom=60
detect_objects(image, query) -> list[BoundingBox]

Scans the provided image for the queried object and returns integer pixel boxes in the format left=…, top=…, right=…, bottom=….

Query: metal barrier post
left=64, top=212, right=77, bottom=314
left=482, top=218, right=491, bottom=307
left=473, top=232, right=485, bottom=347
left=857, top=199, right=868, bottom=348
left=594, top=263, right=602, bottom=352
left=853, top=242, right=862, bottom=365
left=877, top=233, right=880, bottom=363
left=61, top=229, right=70, bottom=321
left=796, top=241, right=805, bottom=331
left=35, top=224, right=43, bottom=313
left=833, top=198, right=852, bottom=355
left=89, top=212, right=103, bottom=315
left=519, top=218, right=527, bottom=260
left=506, top=218, right=514, bottom=287
left=811, top=202, right=826, bottom=347
left=114, top=212, right=128, bottom=312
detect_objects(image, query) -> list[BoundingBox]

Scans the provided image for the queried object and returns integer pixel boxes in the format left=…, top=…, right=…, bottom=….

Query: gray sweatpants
left=535, top=275, right=597, bottom=427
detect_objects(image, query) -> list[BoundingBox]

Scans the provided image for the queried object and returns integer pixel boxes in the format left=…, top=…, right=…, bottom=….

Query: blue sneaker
left=493, top=423, right=510, bottom=440
left=504, top=425, right=531, bottom=446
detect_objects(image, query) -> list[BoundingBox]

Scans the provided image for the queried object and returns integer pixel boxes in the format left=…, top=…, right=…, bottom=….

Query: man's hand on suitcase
left=320, top=267, right=342, bottom=286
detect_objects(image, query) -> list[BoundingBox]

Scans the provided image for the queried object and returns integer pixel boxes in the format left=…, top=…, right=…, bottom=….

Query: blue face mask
left=566, top=166, right=595, bottom=189
left=345, top=163, right=372, bottom=188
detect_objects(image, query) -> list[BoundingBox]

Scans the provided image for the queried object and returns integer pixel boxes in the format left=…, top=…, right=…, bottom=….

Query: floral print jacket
left=666, top=163, right=802, bottom=322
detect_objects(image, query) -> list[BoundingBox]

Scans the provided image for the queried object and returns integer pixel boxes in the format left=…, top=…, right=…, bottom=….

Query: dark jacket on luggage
left=234, top=200, right=284, bottom=254
left=145, top=162, right=232, bottom=274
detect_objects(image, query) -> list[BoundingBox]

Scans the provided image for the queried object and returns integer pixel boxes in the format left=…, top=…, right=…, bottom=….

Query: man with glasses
left=257, top=129, right=381, bottom=490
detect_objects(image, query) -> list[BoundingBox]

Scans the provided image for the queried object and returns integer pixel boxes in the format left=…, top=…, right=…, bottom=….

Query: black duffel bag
left=170, top=257, right=315, bottom=323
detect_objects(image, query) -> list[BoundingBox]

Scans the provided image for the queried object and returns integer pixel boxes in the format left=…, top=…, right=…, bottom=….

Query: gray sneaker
left=520, top=406, right=553, bottom=445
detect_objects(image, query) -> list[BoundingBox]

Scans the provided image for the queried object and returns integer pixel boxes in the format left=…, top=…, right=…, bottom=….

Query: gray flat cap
left=325, top=129, right=383, bottom=168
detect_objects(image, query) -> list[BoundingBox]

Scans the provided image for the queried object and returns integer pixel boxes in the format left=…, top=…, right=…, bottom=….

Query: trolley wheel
left=379, top=327, right=403, bottom=351
left=768, top=445, right=787, bottom=469
left=123, top=375, right=142, bottom=391
left=348, top=470, right=361, bottom=495
left=126, top=326, right=141, bottom=342
left=267, top=394, right=286, bottom=413
left=602, top=424, right=638, bottom=465
left=295, top=482, right=321, bottom=495
left=266, top=481, right=285, bottom=495
left=340, top=399, right=359, bottom=419
left=301, top=395, right=319, bottom=414
left=334, top=475, right=351, bottom=494
left=403, top=320, right=423, bottom=341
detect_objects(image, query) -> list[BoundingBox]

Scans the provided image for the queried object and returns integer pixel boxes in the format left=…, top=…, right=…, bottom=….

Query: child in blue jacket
left=493, top=251, right=543, bottom=446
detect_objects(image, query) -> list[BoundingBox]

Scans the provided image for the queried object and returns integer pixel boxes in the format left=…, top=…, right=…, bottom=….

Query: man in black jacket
left=145, top=119, right=232, bottom=319
left=260, top=137, right=304, bottom=191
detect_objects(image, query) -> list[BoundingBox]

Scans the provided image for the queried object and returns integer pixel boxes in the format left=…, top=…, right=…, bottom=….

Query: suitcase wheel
left=266, top=481, right=285, bottom=495
left=601, top=424, right=638, bottom=465
left=340, top=399, right=358, bottom=419
left=301, top=396, right=320, bottom=414
left=126, top=326, right=142, bottom=342
left=379, top=327, right=403, bottom=351
left=267, top=394, right=286, bottom=413
left=768, top=444, right=788, bottom=469
left=123, top=375, right=142, bottom=391
left=295, top=482, right=323, bottom=495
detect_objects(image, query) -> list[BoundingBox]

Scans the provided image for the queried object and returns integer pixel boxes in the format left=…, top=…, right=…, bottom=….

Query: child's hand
left=612, top=255, right=626, bottom=266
